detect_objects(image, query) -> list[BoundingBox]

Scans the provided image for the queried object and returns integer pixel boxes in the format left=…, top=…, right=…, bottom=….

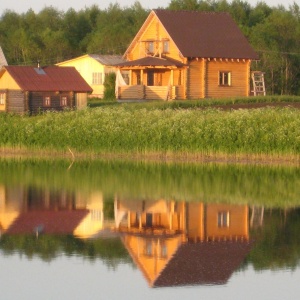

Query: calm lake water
left=0, top=159, right=299, bottom=300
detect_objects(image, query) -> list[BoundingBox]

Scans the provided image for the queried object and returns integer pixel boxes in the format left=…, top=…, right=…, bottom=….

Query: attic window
left=146, top=41, right=154, bottom=54
left=162, top=40, right=169, bottom=53
left=219, top=71, right=231, bottom=86
left=34, top=68, right=46, bottom=75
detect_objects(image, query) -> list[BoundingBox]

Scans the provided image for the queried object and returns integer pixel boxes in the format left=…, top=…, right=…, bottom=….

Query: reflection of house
left=0, top=65, right=92, bottom=113
left=57, top=54, right=126, bottom=98
left=115, top=199, right=251, bottom=287
left=0, top=186, right=107, bottom=237
left=115, top=9, right=258, bottom=100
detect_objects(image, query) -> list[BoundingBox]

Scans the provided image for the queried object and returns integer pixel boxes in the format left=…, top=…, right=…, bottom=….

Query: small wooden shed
left=0, top=65, right=92, bottom=113
left=115, top=9, right=259, bottom=100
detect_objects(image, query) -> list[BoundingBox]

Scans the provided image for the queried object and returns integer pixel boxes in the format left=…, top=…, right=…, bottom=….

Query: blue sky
left=0, top=0, right=296, bottom=14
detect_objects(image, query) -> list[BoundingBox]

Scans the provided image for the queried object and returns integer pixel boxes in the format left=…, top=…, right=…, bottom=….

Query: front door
left=147, top=71, right=154, bottom=86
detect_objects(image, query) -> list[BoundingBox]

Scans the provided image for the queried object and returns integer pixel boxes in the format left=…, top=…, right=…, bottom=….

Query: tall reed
left=0, top=106, right=299, bottom=158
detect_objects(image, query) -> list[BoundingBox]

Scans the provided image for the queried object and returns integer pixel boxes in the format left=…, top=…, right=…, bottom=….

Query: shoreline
left=0, top=147, right=299, bottom=166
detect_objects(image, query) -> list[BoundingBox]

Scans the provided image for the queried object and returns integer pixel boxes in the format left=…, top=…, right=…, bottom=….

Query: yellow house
left=57, top=54, right=126, bottom=98
left=115, top=9, right=259, bottom=100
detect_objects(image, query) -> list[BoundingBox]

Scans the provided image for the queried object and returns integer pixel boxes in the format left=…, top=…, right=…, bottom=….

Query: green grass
left=1, top=106, right=299, bottom=159
left=88, top=95, right=300, bottom=109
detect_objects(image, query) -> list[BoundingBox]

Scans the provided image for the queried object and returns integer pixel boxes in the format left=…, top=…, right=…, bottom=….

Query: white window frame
left=43, top=96, right=51, bottom=107
left=60, top=96, right=68, bottom=107
left=0, top=93, right=5, bottom=105
left=92, top=72, right=103, bottom=85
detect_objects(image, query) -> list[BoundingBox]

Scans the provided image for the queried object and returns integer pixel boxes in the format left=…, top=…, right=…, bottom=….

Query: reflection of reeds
left=0, top=106, right=299, bottom=160
left=0, top=159, right=299, bottom=208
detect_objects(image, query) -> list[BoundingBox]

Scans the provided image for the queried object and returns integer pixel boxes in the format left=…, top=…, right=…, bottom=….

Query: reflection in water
left=0, top=184, right=253, bottom=287
left=115, top=199, right=252, bottom=287
left=0, top=159, right=300, bottom=291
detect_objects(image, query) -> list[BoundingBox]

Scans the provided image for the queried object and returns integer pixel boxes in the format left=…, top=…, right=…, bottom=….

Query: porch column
left=129, top=70, right=132, bottom=85
left=140, top=69, right=144, bottom=85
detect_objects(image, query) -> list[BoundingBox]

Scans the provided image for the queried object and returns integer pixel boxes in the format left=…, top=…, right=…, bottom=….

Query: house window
left=162, top=40, right=169, bottom=53
left=219, top=71, right=231, bottom=86
left=146, top=41, right=154, bottom=54
left=60, top=96, right=68, bottom=107
left=43, top=96, right=51, bottom=107
left=0, top=93, right=5, bottom=105
left=218, top=211, right=230, bottom=228
left=92, top=72, right=103, bottom=85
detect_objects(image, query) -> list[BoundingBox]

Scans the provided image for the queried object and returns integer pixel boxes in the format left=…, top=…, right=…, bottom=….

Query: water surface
left=0, top=159, right=299, bottom=299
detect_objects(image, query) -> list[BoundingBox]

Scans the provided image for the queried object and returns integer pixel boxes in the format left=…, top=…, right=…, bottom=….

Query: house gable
left=124, top=11, right=182, bottom=62
left=0, top=70, right=21, bottom=90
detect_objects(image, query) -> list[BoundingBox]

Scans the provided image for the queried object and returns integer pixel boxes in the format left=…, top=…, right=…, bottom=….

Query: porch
left=114, top=56, right=186, bottom=101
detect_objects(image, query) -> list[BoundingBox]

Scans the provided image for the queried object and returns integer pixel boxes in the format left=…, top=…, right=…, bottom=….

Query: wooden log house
left=0, top=65, right=92, bottom=113
left=115, top=10, right=259, bottom=100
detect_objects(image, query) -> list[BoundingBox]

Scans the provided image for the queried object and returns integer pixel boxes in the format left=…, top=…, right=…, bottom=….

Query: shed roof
left=1, top=65, right=93, bottom=92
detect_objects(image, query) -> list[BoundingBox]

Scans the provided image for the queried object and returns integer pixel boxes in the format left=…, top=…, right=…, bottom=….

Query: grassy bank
left=0, top=105, right=299, bottom=161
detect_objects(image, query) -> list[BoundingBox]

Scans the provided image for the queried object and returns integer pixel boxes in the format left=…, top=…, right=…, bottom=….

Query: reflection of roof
left=1, top=66, right=93, bottom=92
left=153, top=241, right=252, bottom=287
left=114, top=56, right=186, bottom=68
left=6, top=210, right=89, bottom=235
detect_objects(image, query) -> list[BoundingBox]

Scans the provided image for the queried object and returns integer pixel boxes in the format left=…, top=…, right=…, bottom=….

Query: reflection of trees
left=247, top=208, right=300, bottom=270
left=0, top=235, right=132, bottom=268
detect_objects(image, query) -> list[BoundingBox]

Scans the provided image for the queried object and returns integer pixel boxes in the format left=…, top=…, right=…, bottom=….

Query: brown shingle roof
left=154, top=10, right=258, bottom=60
left=153, top=241, right=253, bottom=287
left=114, top=56, right=186, bottom=67
left=3, top=65, right=93, bottom=92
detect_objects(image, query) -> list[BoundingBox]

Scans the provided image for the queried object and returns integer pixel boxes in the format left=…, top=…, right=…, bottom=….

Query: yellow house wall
left=129, top=15, right=182, bottom=62
left=57, top=56, right=106, bottom=98
left=206, top=204, right=249, bottom=239
left=0, top=72, right=21, bottom=90
left=206, top=60, right=250, bottom=98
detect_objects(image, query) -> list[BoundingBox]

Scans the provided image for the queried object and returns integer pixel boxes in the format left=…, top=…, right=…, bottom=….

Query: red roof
left=3, top=65, right=92, bottom=92
left=153, top=10, right=258, bottom=60
left=6, top=210, right=89, bottom=235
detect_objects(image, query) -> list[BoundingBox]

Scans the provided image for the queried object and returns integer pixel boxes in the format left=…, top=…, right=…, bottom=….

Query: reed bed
left=0, top=106, right=299, bottom=159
